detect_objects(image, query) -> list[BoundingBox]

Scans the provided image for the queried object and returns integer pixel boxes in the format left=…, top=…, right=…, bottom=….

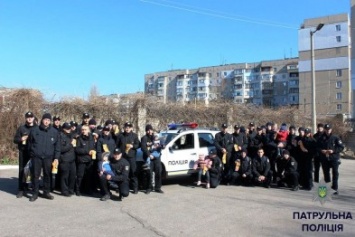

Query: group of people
left=14, top=112, right=164, bottom=202
left=14, top=111, right=344, bottom=202
left=197, top=122, right=344, bottom=194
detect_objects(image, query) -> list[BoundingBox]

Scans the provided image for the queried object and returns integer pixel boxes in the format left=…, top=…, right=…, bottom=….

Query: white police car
left=136, top=123, right=218, bottom=178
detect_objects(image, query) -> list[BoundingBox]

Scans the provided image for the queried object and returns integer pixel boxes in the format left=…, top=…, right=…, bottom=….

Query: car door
left=165, top=132, right=197, bottom=172
left=197, top=132, right=216, bottom=157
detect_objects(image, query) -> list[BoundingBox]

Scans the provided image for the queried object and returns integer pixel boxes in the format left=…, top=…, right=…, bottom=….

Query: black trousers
left=210, top=174, right=220, bottom=188
left=230, top=172, right=253, bottom=185
left=59, top=161, right=76, bottom=194
left=18, top=150, right=30, bottom=191
left=32, top=157, right=52, bottom=195
left=76, top=161, right=93, bottom=193
left=99, top=176, right=129, bottom=197
left=321, top=158, right=339, bottom=191
left=299, top=157, right=313, bottom=189
left=148, top=158, right=162, bottom=191
left=253, top=170, right=273, bottom=187
left=313, top=156, right=321, bottom=183
left=125, top=157, right=138, bottom=191
left=281, top=172, right=299, bottom=188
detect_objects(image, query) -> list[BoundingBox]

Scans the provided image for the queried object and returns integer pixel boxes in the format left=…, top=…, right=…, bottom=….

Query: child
left=276, top=123, right=289, bottom=157
left=145, top=135, right=161, bottom=169
left=193, top=154, right=212, bottom=188
left=98, top=152, right=117, bottom=189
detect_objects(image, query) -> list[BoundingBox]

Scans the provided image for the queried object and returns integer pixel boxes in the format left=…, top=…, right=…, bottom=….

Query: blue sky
left=0, top=0, right=350, bottom=100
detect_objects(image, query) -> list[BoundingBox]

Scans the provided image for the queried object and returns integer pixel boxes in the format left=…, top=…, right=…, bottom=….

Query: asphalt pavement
left=0, top=160, right=354, bottom=237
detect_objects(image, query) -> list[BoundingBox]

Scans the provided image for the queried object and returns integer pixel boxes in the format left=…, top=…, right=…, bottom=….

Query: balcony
left=234, top=76, right=243, bottom=85
left=287, top=65, right=298, bottom=72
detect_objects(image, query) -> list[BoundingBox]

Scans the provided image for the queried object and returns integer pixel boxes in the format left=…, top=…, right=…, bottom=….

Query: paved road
left=1, top=160, right=354, bottom=237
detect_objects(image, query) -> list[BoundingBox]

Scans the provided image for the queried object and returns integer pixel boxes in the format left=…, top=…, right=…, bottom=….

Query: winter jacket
left=28, top=124, right=60, bottom=160
left=75, top=133, right=95, bottom=163
left=116, top=132, right=140, bottom=159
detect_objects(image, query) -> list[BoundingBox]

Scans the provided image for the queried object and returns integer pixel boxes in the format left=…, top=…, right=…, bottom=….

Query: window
left=173, top=133, right=195, bottom=150
left=273, top=67, right=277, bottom=72
left=289, top=88, right=299, bottom=93
left=198, top=133, right=215, bottom=148
left=289, top=80, right=299, bottom=86
left=336, top=81, right=342, bottom=88
left=223, top=72, right=228, bottom=76
left=217, top=72, right=220, bottom=77
left=336, top=92, right=342, bottom=100
left=290, top=72, right=298, bottom=77
left=336, top=69, right=342, bottom=77
left=336, top=36, right=341, bottom=42
left=337, top=104, right=342, bottom=110
left=336, top=24, right=341, bottom=31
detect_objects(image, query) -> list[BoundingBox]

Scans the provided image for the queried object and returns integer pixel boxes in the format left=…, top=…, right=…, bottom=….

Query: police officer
left=214, top=123, right=233, bottom=183
left=248, top=126, right=265, bottom=159
left=208, top=149, right=223, bottom=188
left=230, top=148, right=253, bottom=186
left=252, top=148, right=272, bottom=188
left=96, top=126, right=116, bottom=161
left=76, top=112, right=90, bottom=134
left=286, top=125, right=298, bottom=159
left=13, top=111, right=38, bottom=198
left=299, top=128, right=316, bottom=190
left=318, top=124, right=344, bottom=195
left=232, top=124, right=248, bottom=158
left=28, top=113, right=60, bottom=201
left=277, top=150, right=299, bottom=191
left=99, top=148, right=130, bottom=201
left=141, top=124, right=163, bottom=194
left=313, top=123, right=324, bottom=183
left=53, top=116, right=61, bottom=131
left=59, top=122, right=76, bottom=196
left=116, top=122, right=140, bottom=194
left=75, top=125, right=96, bottom=196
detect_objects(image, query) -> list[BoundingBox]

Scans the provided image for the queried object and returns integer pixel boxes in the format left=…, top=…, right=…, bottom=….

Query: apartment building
left=298, top=13, right=352, bottom=119
left=144, top=59, right=299, bottom=106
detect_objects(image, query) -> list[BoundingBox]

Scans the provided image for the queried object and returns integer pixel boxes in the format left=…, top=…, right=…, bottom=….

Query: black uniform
left=75, top=133, right=96, bottom=194
left=13, top=123, right=37, bottom=192
left=230, top=156, right=253, bottom=185
left=214, top=131, right=233, bottom=182
left=59, top=131, right=76, bottom=195
left=100, top=157, right=130, bottom=198
left=264, top=131, right=278, bottom=181
left=317, top=132, right=344, bottom=191
left=96, top=134, right=116, bottom=161
left=232, top=132, right=248, bottom=158
left=277, top=156, right=299, bottom=189
left=209, top=156, right=223, bottom=188
left=248, top=133, right=265, bottom=159
left=116, top=131, right=140, bottom=192
left=299, top=136, right=316, bottom=190
left=313, top=131, right=324, bottom=183
left=286, top=133, right=298, bottom=159
left=141, top=134, right=162, bottom=192
left=252, top=155, right=272, bottom=187
left=28, top=124, right=61, bottom=196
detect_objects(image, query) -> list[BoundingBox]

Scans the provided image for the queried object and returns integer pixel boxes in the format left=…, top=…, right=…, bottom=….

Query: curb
left=0, top=165, right=18, bottom=170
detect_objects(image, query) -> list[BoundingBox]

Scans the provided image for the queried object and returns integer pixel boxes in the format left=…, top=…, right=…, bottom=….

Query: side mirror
left=169, top=146, right=173, bottom=152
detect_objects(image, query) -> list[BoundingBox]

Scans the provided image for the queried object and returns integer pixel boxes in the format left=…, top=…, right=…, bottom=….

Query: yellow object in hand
left=103, top=144, right=109, bottom=152
left=234, top=144, right=239, bottom=152
left=222, top=153, right=227, bottom=164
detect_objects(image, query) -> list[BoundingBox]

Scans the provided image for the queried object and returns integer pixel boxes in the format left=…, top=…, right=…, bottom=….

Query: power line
left=140, top=0, right=298, bottom=30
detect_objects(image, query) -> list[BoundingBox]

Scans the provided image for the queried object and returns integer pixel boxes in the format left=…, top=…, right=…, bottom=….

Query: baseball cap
left=324, top=124, right=332, bottom=130
left=234, top=125, right=240, bottom=130
left=82, top=112, right=90, bottom=119
left=209, top=149, right=217, bottom=155
left=25, top=111, right=34, bottom=118
left=113, top=148, right=122, bottom=154
left=221, top=123, right=228, bottom=128
left=62, top=122, right=71, bottom=130
left=124, top=121, right=133, bottom=127
left=53, top=116, right=61, bottom=121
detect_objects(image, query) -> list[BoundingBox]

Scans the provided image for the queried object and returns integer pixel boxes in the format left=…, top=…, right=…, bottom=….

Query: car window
left=173, top=133, right=195, bottom=150
left=159, top=132, right=178, bottom=145
left=198, top=133, right=215, bottom=148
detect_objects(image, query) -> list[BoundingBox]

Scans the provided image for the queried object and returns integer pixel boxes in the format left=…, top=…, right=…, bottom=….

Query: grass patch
left=0, top=157, right=18, bottom=165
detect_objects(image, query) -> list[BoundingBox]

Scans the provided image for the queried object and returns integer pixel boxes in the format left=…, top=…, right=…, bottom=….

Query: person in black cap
left=70, top=121, right=79, bottom=137
left=53, top=116, right=61, bottom=131
left=294, top=127, right=306, bottom=172
left=208, top=149, right=223, bottom=188
left=317, top=124, right=344, bottom=195
left=75, top=124, right=96, bottom=196
left=27, top=113, right=61, bottom=201
left=58, top=122, right=76, bottom=196
left=313, top=123, right=324, bottom=183
left=248, top=126, right=266, bottom=159
left=230, top=148, right=253, bottom=186
left=116, top=121, right=140, bottom=194
left=13, top=111, right=38, bottom=198
left=96, top=126, right=116, bottom=162
left=252, top=148, right=272, bottom=188
left=214, top=123, right=233, bottom=184
left=76, top=112, right=90, bottom=135
left=140, top=124, right=163, bottom=194
left=99, top=148, right=130, bottom=201
left=277, top=150, right=299, bottom=191
left=286, top=125, right=298, bottom=159
left=298, top=128, right=316, bottom=190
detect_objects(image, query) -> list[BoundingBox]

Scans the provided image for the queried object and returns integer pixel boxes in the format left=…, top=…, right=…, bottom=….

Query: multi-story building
left=144, top=59, right=299, bottom=106
left=298, top=13, right=352, bottom=119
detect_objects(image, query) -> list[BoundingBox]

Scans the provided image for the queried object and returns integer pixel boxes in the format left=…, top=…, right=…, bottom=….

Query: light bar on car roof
left=168, top=122, right=198, bottom=130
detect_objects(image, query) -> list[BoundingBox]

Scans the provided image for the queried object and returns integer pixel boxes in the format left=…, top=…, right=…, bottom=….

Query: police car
left=136, top=123, right=218, bottom=178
